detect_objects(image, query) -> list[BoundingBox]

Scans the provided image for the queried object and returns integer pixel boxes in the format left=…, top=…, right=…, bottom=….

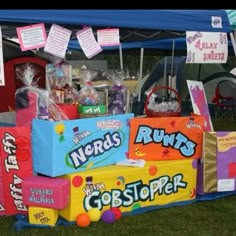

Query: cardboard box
left=79, top=105, right=106, bottom=114
left=0, top=126, right=33, bottom=215
left=59, top=159, right=197, bottom=221
left=129, top=116, right=205, bottom=161
left=28, top=206, right=58, bottom=226
left=22, top=176, right=70, bottom=209
left=32, top=113, right=133, bottom=177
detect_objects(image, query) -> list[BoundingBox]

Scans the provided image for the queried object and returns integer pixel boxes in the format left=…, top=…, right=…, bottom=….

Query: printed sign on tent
left=186, top=31, right=228, bottom=63
left=44, top=24, right=72, bottom=59
left=0, top=26, right=5, bottom=86
left=16, top=23, right=47, bottom=52
left=187, top=80, right=213, bottom=131
left=211, top=16, right=223, bottom=28
left=76, top=27, right=103, bottom=59
left=97, top=28, right=120, bottom=46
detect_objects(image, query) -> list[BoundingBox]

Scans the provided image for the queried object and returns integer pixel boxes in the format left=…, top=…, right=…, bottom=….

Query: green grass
left=2, top=195, right=236, bottom=236
left=1, top=118, right=236, bottom=235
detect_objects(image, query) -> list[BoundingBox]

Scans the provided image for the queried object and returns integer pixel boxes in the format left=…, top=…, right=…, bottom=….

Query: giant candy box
left=198, top=131, right=236, bottom=194
left=32, top=113, right=133, bottom=177
left=59, top=159, right=197, bottom=221
left=0, top=126, right=33, bottom=216
left=129, top=116, right=205, bottom=161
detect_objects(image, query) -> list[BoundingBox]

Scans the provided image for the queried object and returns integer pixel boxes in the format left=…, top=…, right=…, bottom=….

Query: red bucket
left=57, top=104, right=79, bottom=120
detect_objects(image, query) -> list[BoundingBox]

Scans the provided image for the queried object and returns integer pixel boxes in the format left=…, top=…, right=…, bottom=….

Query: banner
left=186, top=31, right=228, bottom=63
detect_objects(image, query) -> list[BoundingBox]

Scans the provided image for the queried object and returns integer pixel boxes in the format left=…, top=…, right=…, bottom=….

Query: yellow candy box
left=59, top=159, right=197, bottom=221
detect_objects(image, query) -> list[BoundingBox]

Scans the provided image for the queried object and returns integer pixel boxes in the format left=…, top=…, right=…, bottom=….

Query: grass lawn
left=1, top=118, right=236, bottom=235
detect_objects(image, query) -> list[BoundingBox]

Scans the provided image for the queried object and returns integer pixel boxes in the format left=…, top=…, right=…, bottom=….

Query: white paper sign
left=16, top=23, right=47, bottom=51
left=44, top=24, right=72, bottom=59
left=97, top=28, right=120, bottom=46
left=76, top=27, right=102, bottom=59
left=217, top=179, right=235, bottom=192
left=186, top=31, right=228, bottom=63
left=0, top=26, right=5, bottom=86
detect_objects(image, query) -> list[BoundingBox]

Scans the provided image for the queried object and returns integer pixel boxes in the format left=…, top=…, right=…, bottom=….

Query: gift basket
left=78, top=67, right=108, bottom=118
left=144, top=85, right=181, bottom=117
left=108, top=70, right=128, bottom=115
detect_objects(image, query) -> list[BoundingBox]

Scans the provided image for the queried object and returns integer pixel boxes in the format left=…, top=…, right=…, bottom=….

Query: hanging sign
left=186, top=31, right=228, bottom=63
left=16, top=23, right=47, bottom=51
left=76, top=27, right=102, bottom=59
left=97, top=28, right=120, bottom=46
left=44, top=24, right=72, bottom=59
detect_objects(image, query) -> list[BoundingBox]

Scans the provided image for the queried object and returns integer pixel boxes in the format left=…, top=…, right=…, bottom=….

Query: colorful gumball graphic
left=101, top=210, right=116, bottom=224
left=15, top=149, right=30, bottom=162
left=15, top=136, right=31, bottom=161
left=110, top=207, right=122, bottom=221
left=76, top=213, right=91, bottom=227
left=149, top=165, right=157, bottom=176
left=132, top=203, right=141, bottom=211
left=189, top=188, right=196, bottom=198
left=192, top=159, right=198, bottom=169
left=72, top=176, right=83, bottom=187
left=116, top=176, right=125, bottom=186
left=88, top=208, right=101, bottom=222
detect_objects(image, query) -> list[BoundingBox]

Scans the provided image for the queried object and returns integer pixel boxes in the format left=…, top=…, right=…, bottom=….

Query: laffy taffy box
left=59, top=159, right=197, bottom=221
left=32, top=113, right=133, bottom=177
left=0, top=126, right=33, bottom=216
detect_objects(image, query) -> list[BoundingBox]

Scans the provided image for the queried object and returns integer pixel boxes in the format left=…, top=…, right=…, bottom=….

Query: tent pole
left=139, top=48, right=144, bottom=80
left=170, top=39, right=175, bottom=77
left=119, top=44, right=123, bottom=70
left=170, top=39, right=175, bottom=97
left=163, top=56, right=167, bottom=99
left=198, top=64, right=201, bottom=81
left=138, top=48, right=144, bottom=102
left=230, top=32, right=236, bottom=56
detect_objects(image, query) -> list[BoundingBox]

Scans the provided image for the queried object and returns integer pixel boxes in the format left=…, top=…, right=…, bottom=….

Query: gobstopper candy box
left=59, top=159, right=197, bottom=222
left=32, top=113, right=133, bottom=177
left=22, top=175, right=70, bottom=209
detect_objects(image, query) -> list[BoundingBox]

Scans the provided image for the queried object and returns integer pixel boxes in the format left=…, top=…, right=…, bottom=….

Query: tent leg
left=230, top=32, right=236, bottom=57
left=119, top=44, right=123, bottom=70
left=132, top=48, right=145, bottom=116
left=138, top=48, right=144, bottom=102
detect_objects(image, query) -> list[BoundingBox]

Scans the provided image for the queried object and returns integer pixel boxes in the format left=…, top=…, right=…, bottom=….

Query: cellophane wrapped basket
left=144, top=86, right=181, bottom=117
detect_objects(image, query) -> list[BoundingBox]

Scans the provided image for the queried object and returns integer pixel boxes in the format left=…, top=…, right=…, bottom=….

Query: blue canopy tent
left=0, top=10, right=233, bottom=111
left=68, top=38, right=235, bottom=54
left=0, top=10, right=231, bottom=38
left=0, top=10, right=233, bottom=87
left=0, top=10, right=232, bottom=68
left=0, top=9, right=235, bottom=210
